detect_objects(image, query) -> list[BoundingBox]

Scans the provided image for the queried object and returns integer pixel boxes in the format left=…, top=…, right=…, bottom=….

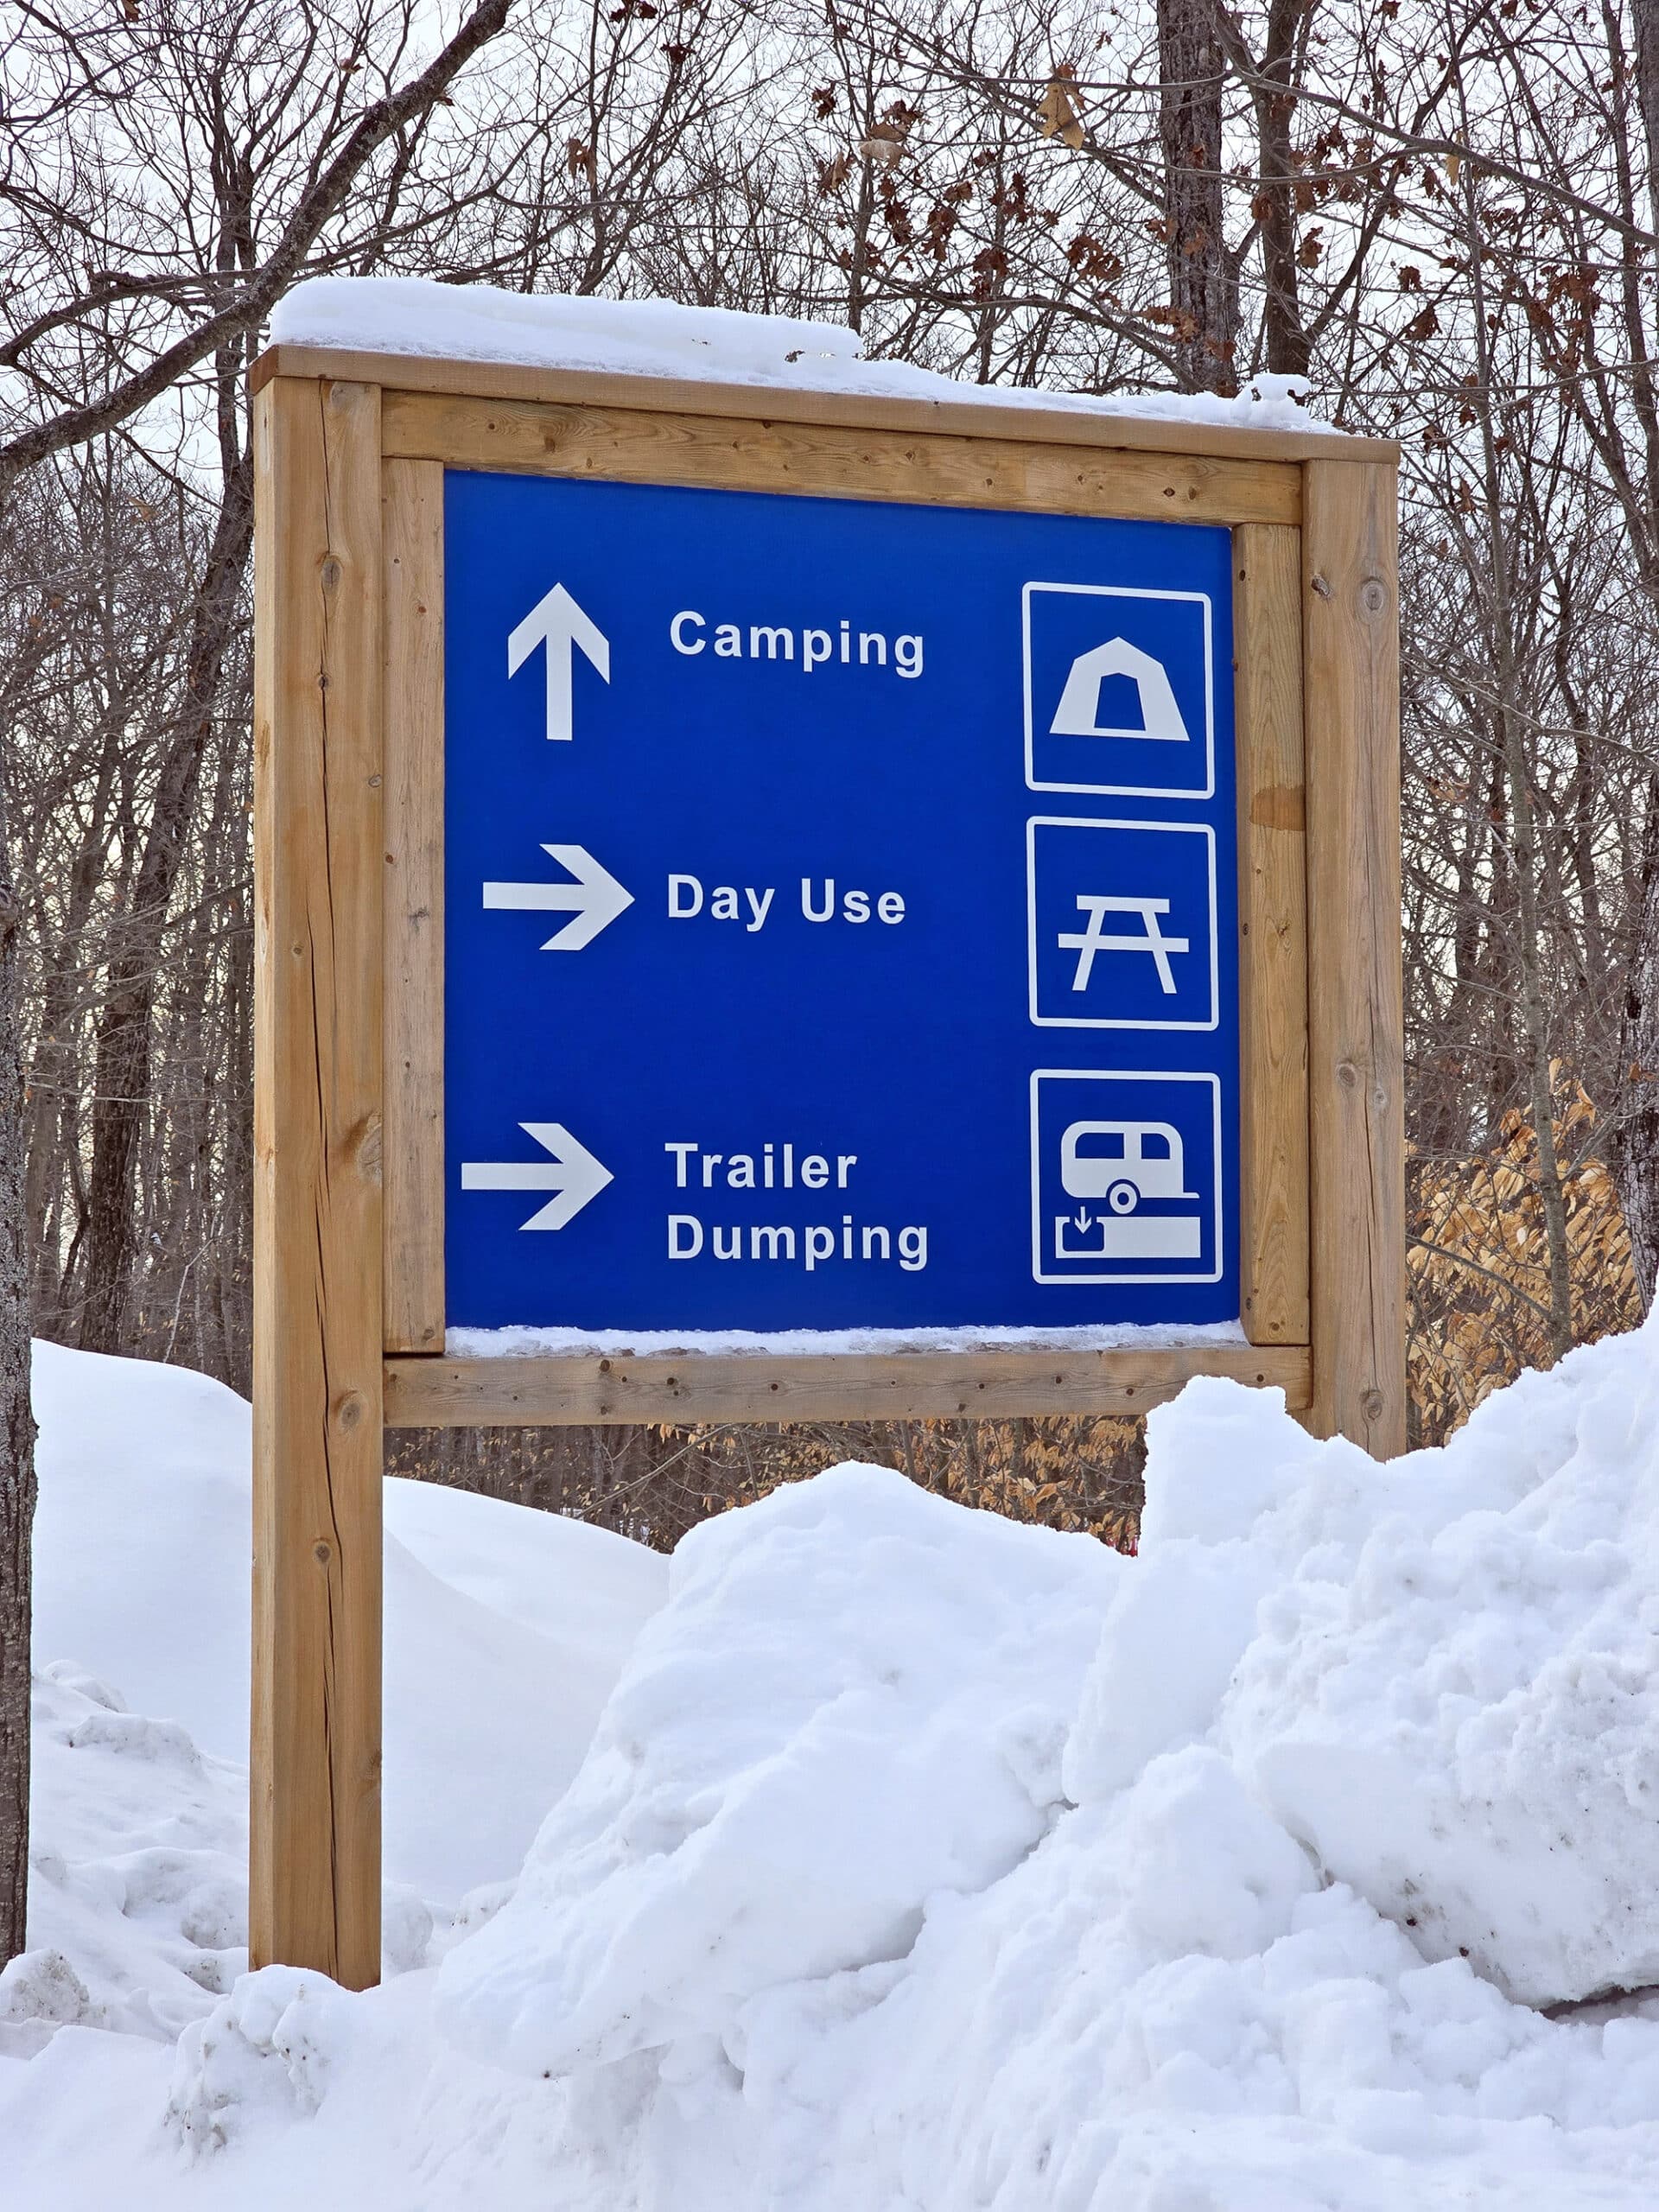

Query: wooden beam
left=380, top=390, right=1300, bottom=529
left=381, top=459, right=445, bottom=1352
left=385, top=1344, right=1312, bottom=1427
left=1301, top=460, right=1406, bottom=1456
left=1233, top=523, right=1311, bottom=1344
left=251, top=374, right=385, bottom=1989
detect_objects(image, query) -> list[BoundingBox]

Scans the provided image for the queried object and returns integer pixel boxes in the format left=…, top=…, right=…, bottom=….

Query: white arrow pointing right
left=461, top=1122, right=613, bottom=1231
left=482, top=843, right=634, bottom=950
left=507, top=582, right=610, bottom=742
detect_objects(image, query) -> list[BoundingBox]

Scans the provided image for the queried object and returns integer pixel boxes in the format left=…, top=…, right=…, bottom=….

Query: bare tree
left=0, top=753, right=36, bottom=1967
left=0, top=0, right=518, bottom=1969
left=1156, top=0, right=1240, bottom=390
left=1613, top=0, right=1659, bottom=1301
left=76, top=371, right=254, bottom=1353
left=1217, top=0, right=1313, bottom=376
left=0, top=0, right=512, bottom=491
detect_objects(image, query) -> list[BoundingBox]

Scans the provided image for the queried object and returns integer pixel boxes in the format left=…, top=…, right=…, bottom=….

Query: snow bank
left=15, top=1662, right=249, bottom=2052
left=439, top=1463, right=1123, bottom=2074
left=435, top=1316, right=1659, bottom=2040
left=1201, top=1333, right=1659, bottom=2006
left=32, top=1343, right=257, bottom=1765
left=423, top=1319, right=1659, bottom=2202
left=16, top=1322, right=1659, bottom=2208
left=31, top=1339, right=667, bottom=1900
left=712, top=1745, right=1659, bottom=2212
left=270, top=275, right=1332, bottom=434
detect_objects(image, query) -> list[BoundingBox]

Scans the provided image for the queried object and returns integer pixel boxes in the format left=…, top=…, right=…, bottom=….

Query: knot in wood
left=1359, top=577, right=1387, bottom=616
left=355, top=1114, right=384, bottom=1185
left=335, top=1390, right=365, bottom=1433
left=320, top=555, right=342, bottom=594
left=314, top=1541, right=332, bottom=1565
left=1336, top=1059, right=1359, bottom=1090
left=1360, top=1387, right=1385, bottom=1422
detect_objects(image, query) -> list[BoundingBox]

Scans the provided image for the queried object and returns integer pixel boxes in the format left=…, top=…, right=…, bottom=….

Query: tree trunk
left=25, top=722, right=120, bottom=1325
left=1611, top=0, right=1659, bottom=1306
left=1458, top=146, right=1576, bottom=1357
left=1616, top=785, right=1659, bottom=1306
left=1254, top=0, right=1312, bottom=377
left=1634, top=0, right=1659, bottom=233
left=1498, top=694, right=1576, bottom=1357
left=0, top=753, right=37, bottom=1967
left=78, top=369, right=253, bottom=1353
left=1156, top=0, right=1240, bottom=392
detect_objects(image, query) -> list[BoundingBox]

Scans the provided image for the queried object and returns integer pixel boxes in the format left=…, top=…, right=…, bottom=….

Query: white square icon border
left=1023, top=581, right=1216, bottom=801
left=1027, top=816, right=1219, bottom=1032
left=1030, top=1069, right=1224, bottom=1286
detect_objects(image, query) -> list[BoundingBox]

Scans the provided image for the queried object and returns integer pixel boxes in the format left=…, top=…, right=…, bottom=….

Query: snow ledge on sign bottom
left=445, top=1319, right=1249, bottom=1358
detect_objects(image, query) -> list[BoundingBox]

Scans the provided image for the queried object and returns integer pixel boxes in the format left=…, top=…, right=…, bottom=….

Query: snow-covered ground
left=10, top=1325, right=1659, bottom=2206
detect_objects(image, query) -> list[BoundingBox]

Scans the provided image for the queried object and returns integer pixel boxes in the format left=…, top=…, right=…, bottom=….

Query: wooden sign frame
left=250, top=343, right=1402, bottom=1987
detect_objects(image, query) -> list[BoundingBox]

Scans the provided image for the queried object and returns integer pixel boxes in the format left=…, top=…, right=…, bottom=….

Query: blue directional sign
left=444, top=474, right=1239, bottom=1332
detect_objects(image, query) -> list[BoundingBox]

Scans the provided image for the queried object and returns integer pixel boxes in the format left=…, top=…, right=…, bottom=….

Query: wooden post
left=1301, top=458, right=1406, bottom=1456
left=382, top=459, right=446, bottom=1354
left=1233, top=522, right=1311, bottom=1348
left=251, top=375, right=385, bottom=1986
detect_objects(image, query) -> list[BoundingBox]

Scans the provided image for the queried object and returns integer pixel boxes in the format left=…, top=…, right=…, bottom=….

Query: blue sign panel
left=444, top=474, right=1239, bottom=1332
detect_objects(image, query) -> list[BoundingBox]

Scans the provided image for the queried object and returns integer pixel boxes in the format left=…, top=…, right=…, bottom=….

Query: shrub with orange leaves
left=1408, top=1076, right=1640, bottom=1446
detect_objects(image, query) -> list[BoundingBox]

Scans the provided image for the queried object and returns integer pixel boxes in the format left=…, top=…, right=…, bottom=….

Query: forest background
left=3, top=0, right=1656, bottom=1577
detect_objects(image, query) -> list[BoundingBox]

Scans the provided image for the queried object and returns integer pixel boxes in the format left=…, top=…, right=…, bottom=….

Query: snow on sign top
left=269, top=275, right=1340, bottom=433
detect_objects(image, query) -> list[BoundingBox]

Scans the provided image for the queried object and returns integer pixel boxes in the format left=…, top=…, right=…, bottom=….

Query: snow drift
left=438, top=1319, right=1659, bottom=2098
left=1204, top=1351, right=1659, bottom=2008
left=28, top=1338, right=666, bottom=1920
left=428, top=1315, right=1659, bottom=2204
left=13, top=1322, right=1659, bottom=2207
left=439, top=1462, right=1123, bottom=2075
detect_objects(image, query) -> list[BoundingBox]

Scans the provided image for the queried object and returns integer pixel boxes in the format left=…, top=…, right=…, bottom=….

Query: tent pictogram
left=1048, top=636, right=1190, bottom=742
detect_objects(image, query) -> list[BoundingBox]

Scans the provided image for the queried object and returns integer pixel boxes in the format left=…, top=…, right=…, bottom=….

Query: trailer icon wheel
left=1106, top=1179, right=1140, bottom=1216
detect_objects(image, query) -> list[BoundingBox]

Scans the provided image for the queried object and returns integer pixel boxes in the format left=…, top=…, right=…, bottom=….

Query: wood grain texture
left=1301, top=460, right=1406, bottom=1457
left=385, top=1344, right=1312, bottom=1426
left=251, top=375, right=385, bottom=1988
left=251, top=341, right=1397, bottom=464
left=381, top=460, right=445, bottom=1353
left=1234, top=524, right=1311, bottom=1345
left=380, top=391, right=1300, bottom=528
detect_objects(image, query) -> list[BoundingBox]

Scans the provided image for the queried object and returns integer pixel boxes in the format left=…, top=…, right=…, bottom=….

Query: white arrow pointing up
left=481, top=843, right=634, bottom=950
left=461, top=1122, right=613, bottom=1231
left=507, top=582, right=610, bottom=742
